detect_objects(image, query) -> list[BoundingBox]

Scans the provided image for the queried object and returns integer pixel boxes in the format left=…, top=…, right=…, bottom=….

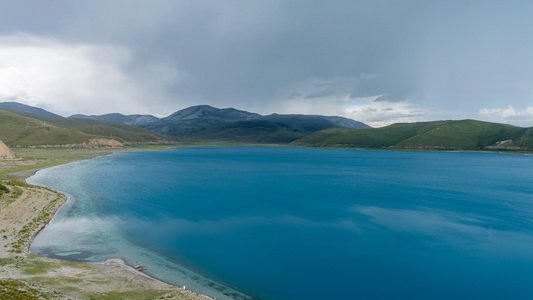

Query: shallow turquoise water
left=29, top=147, right=533, bottom=300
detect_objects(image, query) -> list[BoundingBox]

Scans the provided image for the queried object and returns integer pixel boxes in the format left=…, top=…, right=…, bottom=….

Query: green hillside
left=260, top=114, right=370, bottom=131
left=0, top=110, right=96, bottom=146
left=142, top=118, right=223, bottom=137
left=141, top=105, right=260, bottom=137
left=296, top=119, right=533, bottom=151
left=305, top=121, right=446, bottom=147
left=293, top=126, right=355, bottom=145
left=0, top=109, right=181, bottom=146
left=3, top=103, right=531, bottom=151
left=139, top=105, right=370, bottom=138
left=190, top=120, right=308, bottom=143
left=395, top=120, right=523, bottom=149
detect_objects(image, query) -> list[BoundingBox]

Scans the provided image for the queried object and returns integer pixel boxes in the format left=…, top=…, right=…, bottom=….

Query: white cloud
left=273, top=76, right=433, bottom=127
left=0, top=34, right=182, bottom=116
left=479, top=105, right=533, bottom=126
left=341, top=98, right=432, bottom=127
left=479, top=106, right=517, bottom=118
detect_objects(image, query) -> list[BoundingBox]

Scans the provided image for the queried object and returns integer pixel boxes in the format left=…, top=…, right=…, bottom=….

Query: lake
left=28, top=147, right=533, bottom=300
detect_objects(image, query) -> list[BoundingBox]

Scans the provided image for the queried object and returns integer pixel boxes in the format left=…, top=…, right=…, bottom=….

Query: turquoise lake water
left=28, top=147, right=533, bottom=300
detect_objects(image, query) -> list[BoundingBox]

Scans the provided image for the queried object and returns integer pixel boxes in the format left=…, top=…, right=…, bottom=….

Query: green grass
left=514, top=127, right=533, bottom=148
left=86, top=290, right=165, bottom=300
left=58, top=286, right=81, bottom=293
left=394, top=120, right=526, bottom=149
left=9, top=108, right=183, bottom=142
left=0, top=148, right=116, bottom=180
left=0, top=183, right=22, bottom=208
left=0, top=258, right=16, bottom=266
left=20, top=260, right=61, bottom=275
left=294, top=126, right=357, bottom=144
left=0, top=279, right=59, bottom=299
left=299, top=120, right=533, bottom=151
left=0, top=108, right=182, bottom=146
left=2, top=186, right=22, bottom=207
left=0, top=160, right=67, bottom=179
left=322, top=121, right=445, bottom=147
left=0, top=109, right=95, bottom=146
left=12, top=147, right=114, bottom=160
left=59, top=260, right=97, bottom=271
left=0, top=183, right=8, bottom=196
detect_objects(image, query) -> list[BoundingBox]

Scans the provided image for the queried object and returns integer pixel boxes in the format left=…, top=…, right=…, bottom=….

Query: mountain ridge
left=69, top=113, right=159, bottom=127
left=0, top=108, right=182, bottom=147
left=162, top=105, right=261, bottom=122
left=70, top=105, right=371, bottom=139
left=2, top=101, right=532, bottom=151
left=295, top=119, right=533, bottom=151
left=0, top=102, right=63, bottom=118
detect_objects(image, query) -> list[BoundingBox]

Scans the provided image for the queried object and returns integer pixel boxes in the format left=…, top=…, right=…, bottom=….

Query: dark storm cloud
left=1, top=0, right=533, bottom=126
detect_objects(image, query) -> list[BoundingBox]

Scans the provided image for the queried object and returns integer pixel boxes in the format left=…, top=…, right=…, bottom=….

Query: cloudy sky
left=0, top=0, right=532, bottom=127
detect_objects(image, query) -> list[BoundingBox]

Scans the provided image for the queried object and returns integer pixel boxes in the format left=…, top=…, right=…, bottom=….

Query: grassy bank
left=1, top=145, right=189, bottom=180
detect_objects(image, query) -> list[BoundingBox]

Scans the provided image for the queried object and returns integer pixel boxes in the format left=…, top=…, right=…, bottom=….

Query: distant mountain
left=162, top=105, right=260, bottom=122
left=0, top=102, right=63, bottom=118
left=1, top=101, right=532, bottom=151
left=69, top=113, right=159, bottom=126
left=295, top=119, right=533, bottom=151
left=141, top=105, right=262, bottom=137
left=141, top=105, right=369, bottom=139
left=260, top=114, right=370, bottom=131
left=0, top=108, right=182, bottom=146
left=73, top=105, right=370, bottom=140
left=189, top=114, right=370, bottom=143
left=190, top=120, right=308, bottom=143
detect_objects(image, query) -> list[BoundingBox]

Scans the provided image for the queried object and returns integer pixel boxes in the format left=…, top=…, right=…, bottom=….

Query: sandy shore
left=0, top=179, right=214, bottom=299
left=3, top=166, right=50, bottom=181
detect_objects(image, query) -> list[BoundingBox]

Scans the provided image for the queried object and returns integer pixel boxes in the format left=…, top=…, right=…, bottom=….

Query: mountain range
left=69, top=113, right=159, bottom=127
left=1, top=101, right=532, bottom=151
left=0, top=104, right=181, bottom=147
left=70, top=105, right=371, bottom=141
left=0, top=102, right=63, bottom=118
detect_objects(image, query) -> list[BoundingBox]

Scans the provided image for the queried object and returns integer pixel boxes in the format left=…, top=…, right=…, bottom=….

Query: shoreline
left=4, top=166, right=54, bottom=181
left=5, top=145, right=527, bottom=299
left=1, top=153, right=217, bottom=299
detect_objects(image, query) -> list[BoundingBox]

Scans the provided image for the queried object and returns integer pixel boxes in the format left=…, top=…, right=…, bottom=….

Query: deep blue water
left=29, top=147, right=533, bottom=300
